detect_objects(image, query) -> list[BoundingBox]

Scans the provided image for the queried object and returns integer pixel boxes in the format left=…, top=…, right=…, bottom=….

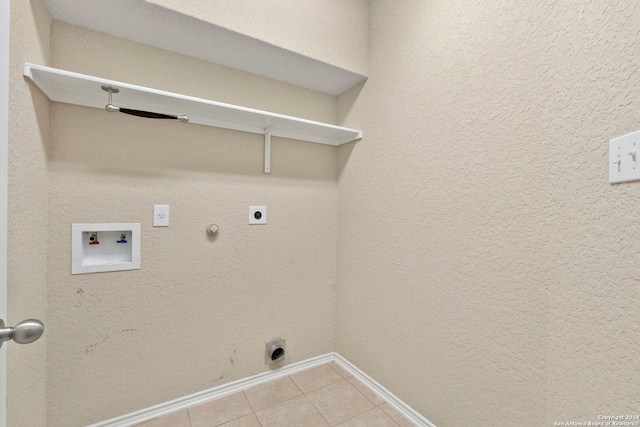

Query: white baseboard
left=87, top=352, right=437, bottom=427
left=333, top=354, right=437, bottom=427
left=86, top=353, right=334, bottom=427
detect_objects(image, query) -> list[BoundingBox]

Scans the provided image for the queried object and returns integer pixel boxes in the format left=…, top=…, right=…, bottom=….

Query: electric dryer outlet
left=249, top=206, right=266, bottom=224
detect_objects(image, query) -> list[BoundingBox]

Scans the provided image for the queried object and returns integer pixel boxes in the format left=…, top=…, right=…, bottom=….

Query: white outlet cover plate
left=610, top=130, right=640, bottom=184
left=153, top=205, right=169, bottom=226
left=249, top=206, right=267, bottom=224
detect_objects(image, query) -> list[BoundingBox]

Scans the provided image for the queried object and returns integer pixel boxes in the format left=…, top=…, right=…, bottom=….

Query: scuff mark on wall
left=85, top=334, right=109, bottom=354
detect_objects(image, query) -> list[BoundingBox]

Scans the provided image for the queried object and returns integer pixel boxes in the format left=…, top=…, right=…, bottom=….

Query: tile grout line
left=297, top=363, right=355, bottom=426
left=333, top=355, right=431, bottom=426
left=234, top=392, right=262, bottom=427
left=335, top=406, right=402, bottom=427
left=318, top=377, right=387, bottom=427
left=245, top=371, right=343, bottom=426
left=329, top=360, right=385, bottom=422
left=244, top=375, right=305, bottom=416
left=325, top=362, right=402, bottom=427
left=290, top=364, right=332, bottom=426
left=99, top=354, right=336, bottom=427
left=240, top=362, right=396, bottom=427
left=303, top=365, right=383, bottom=427
left=301, top=391, right=333, bottom=426
left=253, top=409, right=265, bottom=427
left=346, top=375, right=386, bottom=407
left=287, top=375, right=305, bottom=396
left=125, top=356, right=427, bottom=427
left=240, top=392, right=261, bottom=427
left=287, top=373, right=305, bottom=395
left=242, top=390, right=257, bottom=413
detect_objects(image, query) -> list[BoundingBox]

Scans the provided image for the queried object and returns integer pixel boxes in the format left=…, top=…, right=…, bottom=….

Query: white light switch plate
left=153, top=205, right=169, bottom=226
left=610, top=130, right=640, bottom=184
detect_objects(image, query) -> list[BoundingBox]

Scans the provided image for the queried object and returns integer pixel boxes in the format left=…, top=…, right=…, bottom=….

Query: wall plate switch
left=153, top=205, right=169, bottom=226
left=249, top=206, right=267, bottom=224
left=610, top=130, right=640, bottom=184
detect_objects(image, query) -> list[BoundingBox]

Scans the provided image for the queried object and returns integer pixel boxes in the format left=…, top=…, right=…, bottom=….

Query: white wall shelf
left=42, top=0, right=367, bottom=96
left=24, top=63, right=362, bottom=173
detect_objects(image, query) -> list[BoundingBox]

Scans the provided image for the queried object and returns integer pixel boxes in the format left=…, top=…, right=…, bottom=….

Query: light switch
left=153, top=205, right=169, bottom=226
left=609, top=130, right=640, bottom=184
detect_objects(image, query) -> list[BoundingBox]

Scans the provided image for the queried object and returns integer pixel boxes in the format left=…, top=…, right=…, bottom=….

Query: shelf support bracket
left=264, top=123, right=278, bottom=174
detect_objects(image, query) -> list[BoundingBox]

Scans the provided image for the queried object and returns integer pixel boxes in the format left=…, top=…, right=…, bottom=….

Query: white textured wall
left=144, top=0, right=370, bottom=76
left=8, top=1, right=50, bottom=426
left=47, top=22, right=339, bottom=427
left=337, top=1, right=640, bottom=426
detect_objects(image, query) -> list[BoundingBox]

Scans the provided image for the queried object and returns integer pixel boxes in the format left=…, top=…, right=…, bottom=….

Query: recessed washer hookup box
left=71, top=223, right=141, bottom=274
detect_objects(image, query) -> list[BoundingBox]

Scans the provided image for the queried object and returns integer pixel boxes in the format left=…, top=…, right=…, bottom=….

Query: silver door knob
left=0, top=319, right=44, bottom=348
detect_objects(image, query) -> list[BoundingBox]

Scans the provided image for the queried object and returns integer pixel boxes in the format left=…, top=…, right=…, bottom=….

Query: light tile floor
left=136, top=362, right=414, bottom=427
